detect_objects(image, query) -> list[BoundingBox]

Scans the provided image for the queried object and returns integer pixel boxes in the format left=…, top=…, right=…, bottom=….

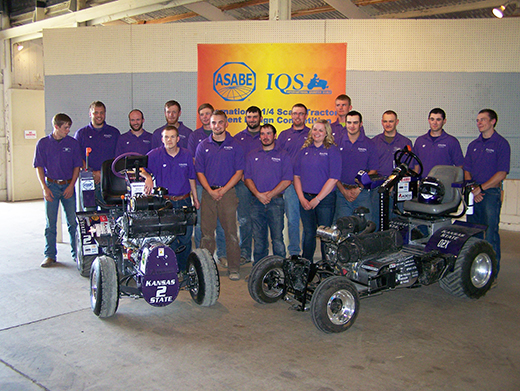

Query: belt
left=304, top=192, right=319, bottom=198
left=272, top=194, right=283, bottom=199
left=210, top=186, right=223, bottom=190
left=165, top=193, right=190, bottom=201
left=342, top=183, right=361, bottom=190
left=46, top=178, right=72, bottom=185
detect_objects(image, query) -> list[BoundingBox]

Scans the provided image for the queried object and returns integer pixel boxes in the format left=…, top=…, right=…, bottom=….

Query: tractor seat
left=100, top=158, right=127, bottom=206
left=403, top=165, right=463, bottom=216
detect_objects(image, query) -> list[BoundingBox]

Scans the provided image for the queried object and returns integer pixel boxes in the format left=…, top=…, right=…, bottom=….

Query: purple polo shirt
left=234, top=128, right=262, bottom=156
left=372, top=132, right=413, bottom=177
left=188, top=126, right=212, bottom=157
left=33, top=134, right=83, bottom=180
left=195, top=132, right=245, bottom=187
left=245, top=146, right=292, bottom=193
left=152, top=122, right=192, bottom=150
left=277, top=126, right=310, bottom=161
left=464, top=131, right=510, bottom=184
left=338, top=133, right=379, bottom=185
left=74, top=122, right=120, bottom=171
left=330, top=120, right=365, bottom=145
left=115, top=130, right=153, bottom=157
left=294, top=144, right=341, bottom=194
left=146, top=146, right=195, bottom=196
left=413, top=130, right=464, bottom=177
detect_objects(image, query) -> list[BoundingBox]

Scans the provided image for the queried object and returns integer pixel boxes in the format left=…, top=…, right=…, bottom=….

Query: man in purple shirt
left=34, top=113, right=83, bottom=267
left=115, top=109, right=153, bottom=157
left=141, top=126, right=199, bottom=272
left=371, top=111, right=413, bottom=227
left=245, top=124, right=292, bottom=264
left=152, top=100, right=192, bottom=150
left=464, top=109, right=511, bottom=275
left=74, top=101, right=120, bottom=182
left=277, top=103, right=310, bottom=256
left=330, top=94, right=365, bottom=144
left=336, top=111, right=378, bottom=224
left=413, top=108, right=464, bottom=177
left=234, top=106, right=263, bottom=264
left=195, top=110, right=245, bottom=280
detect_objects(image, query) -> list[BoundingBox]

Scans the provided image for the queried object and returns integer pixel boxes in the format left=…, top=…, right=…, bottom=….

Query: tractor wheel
left=186, top=249, right=220, bottom=306
left=90, top=255, right=119, bottom=318
left=248, top=255, right=286, bottom=304
left=76, top=230, right=96, bottom=278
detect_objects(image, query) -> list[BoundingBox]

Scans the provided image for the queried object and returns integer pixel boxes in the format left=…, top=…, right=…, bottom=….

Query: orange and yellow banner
left=197, top=43, right=347, bottom=135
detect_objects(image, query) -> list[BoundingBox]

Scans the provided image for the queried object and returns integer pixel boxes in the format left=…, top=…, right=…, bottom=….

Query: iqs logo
left=213, top=62, right=256, bottom=101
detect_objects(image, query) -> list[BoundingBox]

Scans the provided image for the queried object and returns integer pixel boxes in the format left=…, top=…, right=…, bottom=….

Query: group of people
left=33, top=95, right=511, bottom=282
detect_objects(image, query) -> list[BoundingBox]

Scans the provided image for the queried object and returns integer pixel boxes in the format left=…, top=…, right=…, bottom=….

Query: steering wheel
left=111, top=152, right=143, bottom=179
left=394, top=148, right=423, bottom=178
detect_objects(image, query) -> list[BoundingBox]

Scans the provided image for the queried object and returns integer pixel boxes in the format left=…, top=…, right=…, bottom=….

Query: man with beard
left=151, top=100, right=193, bottom=149
left=115, top=109, right=152, bottom=156
left=245, top=124, right=292, bottom=264
left=233, top=106, right=263, bottom=264
left=195, top=111, right=244, bottom=280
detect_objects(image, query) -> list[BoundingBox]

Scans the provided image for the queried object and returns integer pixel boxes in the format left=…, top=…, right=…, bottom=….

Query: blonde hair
left=302, top=119, right=335, bottom=149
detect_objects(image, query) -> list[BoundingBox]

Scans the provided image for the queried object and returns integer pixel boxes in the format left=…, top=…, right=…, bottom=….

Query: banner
left=197, top=43, right=347, bottom=135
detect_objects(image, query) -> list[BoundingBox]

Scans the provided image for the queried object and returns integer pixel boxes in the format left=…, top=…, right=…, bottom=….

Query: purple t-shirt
left=372, top=132, right=413, bottom=177
left=152, top=122, right=192, bottom=150
left=188, top=126, right=212, bottom=157
left=234, top=128, right=262, bottom=157
left=115, top=130, right=153, bottom=157
left=338, top=133, right=379, bottom=185
left=277, top=126, right=310, bottom=161
left=464, top=131, right=510, bottom=185
left=413, top=130, right=464, bottom=177
left=294, top=144, right=341, bottom=194
left=146, top=146, right=195, bottom=196
left=245, top=146, right=292, bottom=193
left=33, top=134, right=83, bottom=180
left=195, top=132, right=245, bottom=187
left=74, top=122, right=120, bottom=171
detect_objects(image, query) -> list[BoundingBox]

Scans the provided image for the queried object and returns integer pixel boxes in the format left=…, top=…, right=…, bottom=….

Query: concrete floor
left=1, top=200, right=519, bottom=391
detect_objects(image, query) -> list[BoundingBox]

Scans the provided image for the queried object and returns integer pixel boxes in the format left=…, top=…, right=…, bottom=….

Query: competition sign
left=197, top=43, right=347, bottom=135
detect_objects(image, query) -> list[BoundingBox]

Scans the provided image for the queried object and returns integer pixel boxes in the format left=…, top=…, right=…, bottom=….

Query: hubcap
left=262, top=268, right=284, bottom=298
left=188, top=263, right=199, bottom=294
left=471, top=253, right=493, bottom=288
left=327, top=289, right=356, bottom=325
left=90, top=267, right=98, bottom=307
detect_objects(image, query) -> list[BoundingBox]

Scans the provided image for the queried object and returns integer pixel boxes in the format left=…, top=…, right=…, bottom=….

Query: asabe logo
left=266, top=73, right=332, bottom=95
left=213, top=62, right=256, bottom=101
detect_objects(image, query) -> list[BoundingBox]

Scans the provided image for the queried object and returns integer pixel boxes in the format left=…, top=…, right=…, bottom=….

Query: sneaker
left=240, top=256, right=251, bottom=265
left=40, top=257, right=56, bottom=268
left=228, top=271, right=240, bottom=281
left=218, top=257, right=228, bottom=268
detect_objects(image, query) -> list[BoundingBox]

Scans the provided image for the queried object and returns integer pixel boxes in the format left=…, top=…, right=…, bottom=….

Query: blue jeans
left=235, top=181, right=253, bottom=260
left=195, top=184, right=226, bottom=258
left=284, top=184, right=301, bottom=255
left=169, top=197, right=194, bottom=272
left=467, top=187, right=502, bottom=272
left=44, top=181, right=77, bottom=260
left=300, top=191, right=335, bottom=261
left=335, top=188, right=374, bottom=225
left=250, top=196, right=286, bottom=264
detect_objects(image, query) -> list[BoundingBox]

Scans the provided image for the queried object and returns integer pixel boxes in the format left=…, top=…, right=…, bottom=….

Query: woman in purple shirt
left=294, top=120, right=341, bottom=261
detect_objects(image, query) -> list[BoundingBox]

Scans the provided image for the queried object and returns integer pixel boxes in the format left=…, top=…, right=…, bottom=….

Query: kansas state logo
left=213, top=62, right=256, bottom=101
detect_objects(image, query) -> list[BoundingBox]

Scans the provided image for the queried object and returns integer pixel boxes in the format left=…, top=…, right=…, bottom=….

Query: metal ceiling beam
left=184, top=1, right=237, bottom=21
left=375, top=0, right=506, bottom=19
left=270, top=0, right=291, bottom=20
left=324, top=0, right=373, bottom=19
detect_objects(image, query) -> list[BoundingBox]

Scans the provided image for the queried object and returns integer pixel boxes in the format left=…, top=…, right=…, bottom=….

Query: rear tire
left=76, top=230, right=96, bottom=278
left=310, top=276, right=359, bottom=333
left=439, top=238, right=497, bottom=299
left=248, top=255, right=286, bottom=304
left=187, top=249, right=220, bottom=306
left=90, top=255, right=119, bottom=318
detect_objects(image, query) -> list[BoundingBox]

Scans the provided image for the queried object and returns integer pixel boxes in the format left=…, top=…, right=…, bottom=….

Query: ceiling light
left=492, top=4, right=506, bottom=18
left=16, top=43, right=24, bottom=51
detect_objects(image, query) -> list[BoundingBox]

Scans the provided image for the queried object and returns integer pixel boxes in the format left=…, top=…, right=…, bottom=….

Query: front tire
left=310, top=276, right=359, bottom=333
left=186, top=249, right=220, bottom=306
left=248, top=255, right=286, bottom=304
left=90, top=255, right=119, bottom=318
left=76, top=230, right=96, bottom=278
left=439, top=238, right=497, bottom=299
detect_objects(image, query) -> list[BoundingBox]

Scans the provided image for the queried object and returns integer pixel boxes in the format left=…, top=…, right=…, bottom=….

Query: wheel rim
left=90, top=267, right=98, bottom=308
left=262, top=268, right=284, bottom=298
left=188, top=262, right=199, bottom=294
left=327, top=289, right=356, bottom=326
left=470, top=253, right=493, bottom=288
